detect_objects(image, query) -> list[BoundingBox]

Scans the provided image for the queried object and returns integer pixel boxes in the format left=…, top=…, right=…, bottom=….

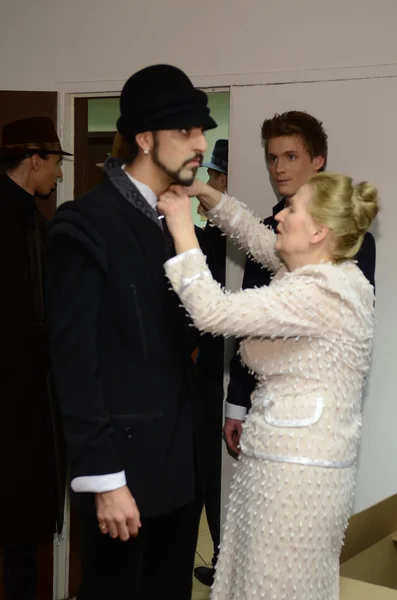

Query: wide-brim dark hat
left=202, top=139, right=228, bottom=175
left=117, top=64, right=217, bottom=143
left=0, top=116, right=72, bottom=156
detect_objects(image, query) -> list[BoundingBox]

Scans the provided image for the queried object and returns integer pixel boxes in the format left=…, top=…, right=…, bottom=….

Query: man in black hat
left=0, top=116, right=69, bottom=600
left=203, top=139, right=228, bottom=196
left=200, top=139, right=228, bottom=283
left=46, top=64, right=217, bottom=600
left=194, top=139, right=228, bottom=587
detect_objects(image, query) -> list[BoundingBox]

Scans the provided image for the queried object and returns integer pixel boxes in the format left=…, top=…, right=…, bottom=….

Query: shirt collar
left=122, top=166, right=158, bottom=211
left=273, top=197, right=286, bottom=215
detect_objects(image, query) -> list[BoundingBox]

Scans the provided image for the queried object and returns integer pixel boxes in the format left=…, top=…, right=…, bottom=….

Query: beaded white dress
left=164, top=195, right=375, bottom=600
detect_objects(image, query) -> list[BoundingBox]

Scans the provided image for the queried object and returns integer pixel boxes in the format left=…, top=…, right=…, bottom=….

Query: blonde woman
left=158, top=173, right=379, bottom=600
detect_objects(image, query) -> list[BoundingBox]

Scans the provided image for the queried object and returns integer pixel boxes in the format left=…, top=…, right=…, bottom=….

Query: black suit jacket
left=226, top=198, right=377, bottom=415
left=0, top=174, right=60, bottom=544
left=46, top=170, right=208, bottom=519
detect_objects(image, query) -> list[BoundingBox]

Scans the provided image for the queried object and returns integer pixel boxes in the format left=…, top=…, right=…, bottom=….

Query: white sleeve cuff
left=225, top=402, right=247, bottom=420
left=207, top=192, right=228, bottom=216
left=71, top=471, right=127, bottom=493
left=164, top=247, right=202, bottom=267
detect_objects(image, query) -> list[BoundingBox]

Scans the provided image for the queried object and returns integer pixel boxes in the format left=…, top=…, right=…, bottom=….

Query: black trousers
left=197, top=374, right=223, bottom=566
left=203, top=472, right=221, bottom=566
left=77, top=495, right=203, bottom=600
left=2, top=544, right=38, bottom=600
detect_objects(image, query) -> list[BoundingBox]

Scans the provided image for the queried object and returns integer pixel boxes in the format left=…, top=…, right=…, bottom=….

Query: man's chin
left=35, top=188, right=55, bottom=199
left=174, top=172, right=195, bottom=186
left=276, top=183, right=295, bottom=197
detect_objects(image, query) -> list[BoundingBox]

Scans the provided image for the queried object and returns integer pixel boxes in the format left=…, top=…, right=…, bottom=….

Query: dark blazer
left=226, top=198, right=377, bottom=415
left=196, top=223, right=226, bottom=379
left=46, top=166, right=208, bottom=519
left=0, top=173, right=59, bottom=544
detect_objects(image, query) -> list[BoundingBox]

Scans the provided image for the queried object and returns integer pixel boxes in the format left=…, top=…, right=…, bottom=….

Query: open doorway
left=73, top=91, right=230, bottom=227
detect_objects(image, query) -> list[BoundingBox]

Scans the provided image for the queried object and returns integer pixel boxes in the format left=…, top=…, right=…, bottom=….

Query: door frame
left=57, top=86, right=229, bottom=209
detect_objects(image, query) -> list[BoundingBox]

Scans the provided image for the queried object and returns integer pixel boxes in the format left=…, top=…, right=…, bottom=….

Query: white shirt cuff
left=71, top=471, right=127, bottom=493
left=225, top=402, right=247, bottom=420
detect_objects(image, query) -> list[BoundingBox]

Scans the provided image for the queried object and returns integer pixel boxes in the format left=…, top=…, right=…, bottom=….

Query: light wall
left=1, top=1, right=396, bottom=90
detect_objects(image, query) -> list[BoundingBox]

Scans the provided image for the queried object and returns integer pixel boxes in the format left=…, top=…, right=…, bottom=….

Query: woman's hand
left=158, top=186, right=200, bottom=255
left=181, top=179, right=224, bottom=212
left=181, top=178, right=208, bottom=199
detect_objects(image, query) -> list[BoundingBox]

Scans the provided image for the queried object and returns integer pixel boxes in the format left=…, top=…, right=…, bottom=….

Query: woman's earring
left=144, top=148, right=150, bottom=156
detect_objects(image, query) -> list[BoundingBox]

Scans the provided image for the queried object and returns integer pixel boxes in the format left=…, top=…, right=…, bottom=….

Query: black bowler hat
left=202, top=139, right=228, bottom=175
left=0, top=116, right=72, bottom=156
left=117, top=64, right=217, bottom=143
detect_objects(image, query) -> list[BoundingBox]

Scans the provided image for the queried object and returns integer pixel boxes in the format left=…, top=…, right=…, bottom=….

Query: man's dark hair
left=208, top=168, right=224, bottom=179
left=261, top=111, right=328, bottom=170
left=124, top=139, right=140, bottom=165
left=1, top=151, right=49, bottom=172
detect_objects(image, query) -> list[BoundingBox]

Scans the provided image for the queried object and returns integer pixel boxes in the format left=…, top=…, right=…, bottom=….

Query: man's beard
left=152, top=137, right=202, bottom=185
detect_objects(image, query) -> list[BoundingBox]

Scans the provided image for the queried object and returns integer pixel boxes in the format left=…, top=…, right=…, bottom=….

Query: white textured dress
left=164, top=195, right=375, bottom=600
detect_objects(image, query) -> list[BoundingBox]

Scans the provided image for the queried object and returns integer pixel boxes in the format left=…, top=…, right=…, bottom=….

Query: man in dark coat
left=46, top=64, right=217, bottom=600
left=194, top=139, right=228, bottom=587
left=0, top=117, right=69, bottom=600
left=223, top=111, right=376, bottom=454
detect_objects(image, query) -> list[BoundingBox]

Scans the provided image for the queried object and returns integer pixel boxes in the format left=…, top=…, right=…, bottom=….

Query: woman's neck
left=284, top=251, right=334, bottom=272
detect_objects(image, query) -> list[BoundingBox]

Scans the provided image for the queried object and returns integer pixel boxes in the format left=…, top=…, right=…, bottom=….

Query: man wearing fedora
left=46, top=64, right=216, bottom=599
left=0, top=116, right=69, bottom=600
left=194, top=139, right=228, bottom=587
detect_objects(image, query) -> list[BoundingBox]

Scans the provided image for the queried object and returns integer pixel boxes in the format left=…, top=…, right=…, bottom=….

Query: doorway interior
left=73, top=91, right=230, bottom=226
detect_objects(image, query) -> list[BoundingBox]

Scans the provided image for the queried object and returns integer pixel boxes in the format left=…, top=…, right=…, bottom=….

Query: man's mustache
left=182, top=154, right=203, bottom=167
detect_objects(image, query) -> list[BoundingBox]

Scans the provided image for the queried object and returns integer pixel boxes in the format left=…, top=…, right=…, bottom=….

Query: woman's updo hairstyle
left=308, top=172, right=379, bottom=261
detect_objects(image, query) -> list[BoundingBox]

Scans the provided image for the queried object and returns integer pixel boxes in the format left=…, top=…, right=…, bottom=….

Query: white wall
left=1, top=0, right=397, bottom=90
left=227, top=78, right=397, bottom=513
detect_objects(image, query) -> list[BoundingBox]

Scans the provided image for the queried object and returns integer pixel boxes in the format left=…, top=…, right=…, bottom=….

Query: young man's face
left=266, top=135, right=325, bottom=198
left=151, top=128, right=207, bottom=186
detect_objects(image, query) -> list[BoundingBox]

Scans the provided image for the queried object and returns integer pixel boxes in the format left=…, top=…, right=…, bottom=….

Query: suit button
left=124, top=427, right=134, bottom=439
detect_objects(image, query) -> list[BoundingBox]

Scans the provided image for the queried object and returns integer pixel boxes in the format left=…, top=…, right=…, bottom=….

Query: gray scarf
left=104, top=156, right=161, bottom=230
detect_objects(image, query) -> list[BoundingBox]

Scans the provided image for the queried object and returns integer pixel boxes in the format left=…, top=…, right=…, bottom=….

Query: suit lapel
left=104, top=156, right=161, bottom=229
left=103, top=169, right=170, bottom=295
left=128, top=207, right=170, bottom=295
